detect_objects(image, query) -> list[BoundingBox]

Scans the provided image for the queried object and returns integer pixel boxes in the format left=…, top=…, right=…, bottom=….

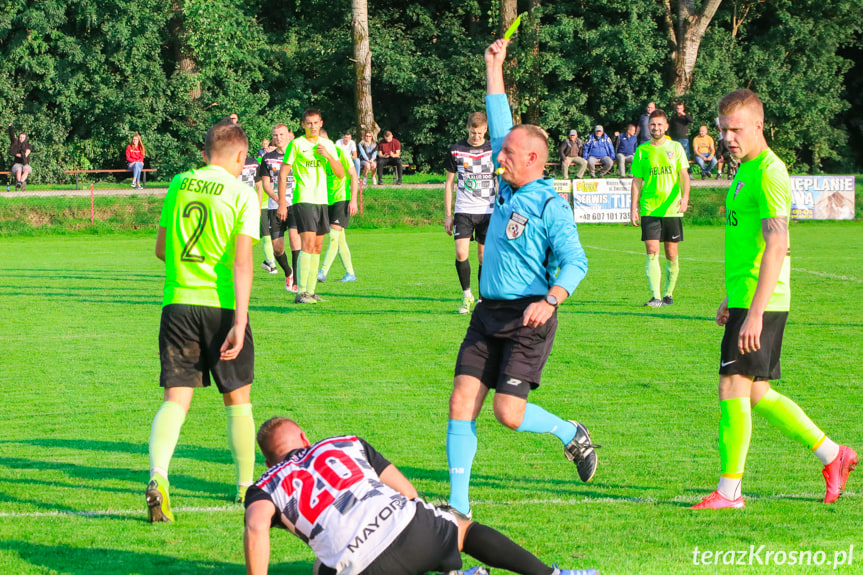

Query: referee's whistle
left=495, top=167, right=505, bottom=175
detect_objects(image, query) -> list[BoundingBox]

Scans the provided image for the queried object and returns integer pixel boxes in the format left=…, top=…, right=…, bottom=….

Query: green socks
left=298, top=251, right=313, bottom=293
left=646, top=254, right=661, bottom=299
left=338, top=230, right=354, bottom=275
left=753, top=389, right=825, bottom=450
left=149, top=401, right=187, bottom=479
left=307, top=253, right=321, bottom=294
left=719, top=398, right=751, bottom=478
left=261, top=235, right=275, bottom=263
left=225, top=403, right=256, bottom=488
left=322, top=229, right=342, bottom=275
left=664, top=257, right=679, bottom=298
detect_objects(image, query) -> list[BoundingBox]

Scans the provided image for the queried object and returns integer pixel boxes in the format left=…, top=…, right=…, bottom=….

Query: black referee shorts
left=455, top=296, right=557, bottom=399
left=719, top=308, right=788, bottom=381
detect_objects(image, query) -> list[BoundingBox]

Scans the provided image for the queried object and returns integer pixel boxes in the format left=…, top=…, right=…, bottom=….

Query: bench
left=65, top=168, right=157, bottom=189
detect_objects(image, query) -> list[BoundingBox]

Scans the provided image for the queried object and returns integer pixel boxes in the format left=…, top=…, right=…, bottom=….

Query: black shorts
left=260, top=208, right=270, bottom=237
left=453, top=212, right=490, bottom=243
left=354, top=504, right=461, bottom=575
left=719, top=308, right=788, bottom=381
left=640, top=216, right=683, bottom=242
left=455, top=297, right=557, bottom=399
left=293, top=203, right=330, bottom=235
left=328, top=201, right=351, bottom=229
left=159, top=304, right=254, bottom=393
left=268, top=208, right=297, bottom=240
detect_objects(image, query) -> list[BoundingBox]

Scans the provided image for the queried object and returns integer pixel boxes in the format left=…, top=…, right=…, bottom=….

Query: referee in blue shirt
left=443, top=39, right=597, bottom=521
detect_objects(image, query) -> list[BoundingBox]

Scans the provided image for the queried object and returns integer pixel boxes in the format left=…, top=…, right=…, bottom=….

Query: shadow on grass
left=0, top=541, right=315, bottom=575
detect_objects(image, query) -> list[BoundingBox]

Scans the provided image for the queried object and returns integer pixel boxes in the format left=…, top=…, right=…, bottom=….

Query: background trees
left=1, top=0, right=860, bottom=180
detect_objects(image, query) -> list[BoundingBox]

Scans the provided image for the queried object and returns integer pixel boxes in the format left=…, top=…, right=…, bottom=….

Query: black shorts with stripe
left=328, top=200, right=351, bottom=229
left=159, top=304, right=254, bottom=393
left=455, top=296, right=557, bottom=399
left=719, top=308, right=788, bottom=381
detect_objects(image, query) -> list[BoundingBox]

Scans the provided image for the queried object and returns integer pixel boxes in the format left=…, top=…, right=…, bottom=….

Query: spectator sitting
left=126, top=134, right=145, bottom=189
left=583, top=125, right=615, bottom=177
left=8, top=123, right=32, bottom=191
left=376, top=130, right=403, bottom=185
left=716, top=137, right=738, bottom=180
left=692, top=125, right=717, bottom=179
left=616, top=124, right=638, bottom=177
left=559, top=129, right=588, bottom=179
left=336, top=130, right=361, bottom=181
left=358, top=131, right=378, bottom=185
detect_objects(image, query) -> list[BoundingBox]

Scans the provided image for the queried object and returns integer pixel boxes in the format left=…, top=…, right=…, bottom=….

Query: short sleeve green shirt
left=285, top=136, right=338, bottom=205
left=630, top=138, right=688, bottom=217
left=159, top=164, right=260, bottom=309
left=725, top=148, right=791, bottom=311
left=326, top=146, right=353, bottom=204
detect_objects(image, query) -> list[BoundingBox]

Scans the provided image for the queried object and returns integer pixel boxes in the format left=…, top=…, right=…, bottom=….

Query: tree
left=352, top=0, right=379, bottom=137
left=661, top=0, right=723, bottom=95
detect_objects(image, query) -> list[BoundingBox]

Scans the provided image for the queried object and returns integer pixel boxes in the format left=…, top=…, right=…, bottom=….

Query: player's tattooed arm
left=761, top=216, right=788, bottom=238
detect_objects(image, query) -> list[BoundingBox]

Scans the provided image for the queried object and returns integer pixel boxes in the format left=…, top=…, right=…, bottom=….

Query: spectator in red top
left=126, top=134, right=146, bottom=189
left=376, top=130, right=403, bottom=185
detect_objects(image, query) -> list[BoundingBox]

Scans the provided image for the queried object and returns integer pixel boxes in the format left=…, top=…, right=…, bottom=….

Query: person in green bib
left=692, top=89, right=856, bottom=509
left=629, top=108, right=690, bottom=307
left=146, top=120, right=260, bottom=522
left=278, top=109, right=345, bottom=304
left=317, top=129, right=359, bottom=283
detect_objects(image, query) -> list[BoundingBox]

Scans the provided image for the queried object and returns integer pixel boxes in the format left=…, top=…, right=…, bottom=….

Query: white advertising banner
left=790, top=176, right=855, bottom=220
left=571, top=178, right=633, bottom=223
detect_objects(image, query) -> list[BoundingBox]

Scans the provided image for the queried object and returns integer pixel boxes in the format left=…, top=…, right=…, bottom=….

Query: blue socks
left=447, top=420, right=477, bottom=515
left=516, top=403, right=577, bottom=444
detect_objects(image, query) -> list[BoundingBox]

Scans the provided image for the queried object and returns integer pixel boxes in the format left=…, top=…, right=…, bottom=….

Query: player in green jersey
left=279, top=109, right=345, bottom=303
left=629, top=109, right=690, bottom=308
left=692, top=89, right=857, bottom=510
left=317, top=129, right=359, bottom=283
left=147, top=120, right=260, bottom=522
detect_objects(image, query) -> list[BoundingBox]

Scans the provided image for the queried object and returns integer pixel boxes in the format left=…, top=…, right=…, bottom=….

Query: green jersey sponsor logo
left=285, top=136, right=337, bottom=205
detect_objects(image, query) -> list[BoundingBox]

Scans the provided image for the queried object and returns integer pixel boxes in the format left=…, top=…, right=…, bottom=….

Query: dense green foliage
left=1, top=0, right=861, bottom=180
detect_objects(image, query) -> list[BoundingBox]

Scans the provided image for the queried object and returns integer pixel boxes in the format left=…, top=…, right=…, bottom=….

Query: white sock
left=463, top=289, right=473, bottom=298
left=717, top=476, right=742, bottom=500
left=151, top=466, right=168, bottom=481
left=814, top=437, right=841, bottom=466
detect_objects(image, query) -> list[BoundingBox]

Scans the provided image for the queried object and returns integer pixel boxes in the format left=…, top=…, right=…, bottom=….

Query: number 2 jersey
left=245, top=436, right=427, bottom=575
left=159, top=164, right=260, bottom=309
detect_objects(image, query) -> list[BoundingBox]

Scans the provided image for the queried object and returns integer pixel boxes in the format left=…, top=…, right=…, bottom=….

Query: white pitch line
left=584, top=245, right=863, bottom=282
left=1, top=492, right=858, bottom=519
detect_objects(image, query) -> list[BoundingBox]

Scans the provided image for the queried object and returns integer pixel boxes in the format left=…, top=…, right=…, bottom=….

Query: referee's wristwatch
left=544, top=294, right=559, bottom=309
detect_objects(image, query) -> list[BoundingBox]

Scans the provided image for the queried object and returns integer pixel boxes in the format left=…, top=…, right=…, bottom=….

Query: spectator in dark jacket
left=583, top=125, right=615, bottom=177
left=559, top=129, right=588, bottom=179
left=636, top=102, right=655, bottom=145
left=668, top=102, right=693, bottom=161
left=616, top=124, right=638, bottom=177
left=8, top=123, right=32, bottom=191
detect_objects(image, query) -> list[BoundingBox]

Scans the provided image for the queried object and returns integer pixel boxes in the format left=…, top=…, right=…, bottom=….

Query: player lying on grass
left=244, top=417, right=599, bottom=575
left=691, top=89, right=857, bottom=510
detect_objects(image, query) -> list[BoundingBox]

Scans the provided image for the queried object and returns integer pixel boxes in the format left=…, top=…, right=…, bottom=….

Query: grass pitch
left=1, top=222, right=861, bottom=574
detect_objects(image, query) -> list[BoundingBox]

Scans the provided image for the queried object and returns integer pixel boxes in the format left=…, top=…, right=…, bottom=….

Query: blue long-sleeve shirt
left=583, top=134, right=615, bottom=160
left=480, top=94, right=588, bottom=301
left=617, top=133, right=638, bottom=157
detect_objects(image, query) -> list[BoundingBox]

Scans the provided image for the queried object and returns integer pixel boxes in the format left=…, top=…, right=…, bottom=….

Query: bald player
left=147, top=120, right=259, bottom=522
left=443, top=39, right=596, bottom=521
left=692, top=89, right=857, bottom=509
left=244, top=417, right=599, bottom=575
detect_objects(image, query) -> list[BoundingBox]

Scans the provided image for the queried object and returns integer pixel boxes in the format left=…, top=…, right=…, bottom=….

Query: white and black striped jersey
left=257, top=149, right=294, bottom=210
left=245, top=436, right=416, bottom=575
left=445, top=139, right=496, bottom=215
left=238, top=156, right=261, bottom=189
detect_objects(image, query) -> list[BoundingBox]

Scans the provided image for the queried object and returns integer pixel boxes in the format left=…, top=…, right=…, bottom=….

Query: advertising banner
left=571, top=178, right=633, bottom=223
left=790, top=176, right=855, bottom=220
